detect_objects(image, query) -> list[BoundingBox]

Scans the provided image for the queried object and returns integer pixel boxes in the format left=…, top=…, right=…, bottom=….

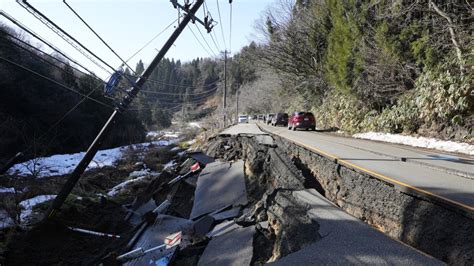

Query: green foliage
left=362, top=61, right=472, bottom=134
left=324, top=0, right=364, bottom=93
left=312, top=90, right=369, bottom=132
left=410, top=32, right=437, bottom=68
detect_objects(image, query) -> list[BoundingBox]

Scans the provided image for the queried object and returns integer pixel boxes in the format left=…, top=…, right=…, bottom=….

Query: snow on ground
left=0, top=187, right=16, bottom=193
left=146, top=131, right=181, bottom=139
left=353, top=132, right=474, bottom=156
left=163, top=160, right=177, bottom=170
left=19, top=195, right=56, bottom=222
left=107, top=176, right=147, bottom=197
left=128, top=168, right=160, bottom=178
left=7, top=140, right=177, bottom=178
left=189, top=122, right=201, bottom=128
left=108, top=166, right=160, bottom=197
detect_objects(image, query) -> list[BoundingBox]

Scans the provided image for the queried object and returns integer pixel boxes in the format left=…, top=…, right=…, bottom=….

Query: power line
left=0, top=11, right=104, bottom=82
left=1, top=33, right=104, bottom=84
left=188, top=25, right=214, bottom=58
left=194, top=23, right=217, bottom=56
left=125, top=17, right=180, bottom=63
left=62, top=0, right=134, bottom=71
left=0, top=55, right=114, bottom=108
left=228, top=4, right=233, bottom=51
left=140, top=86, right=218, bottom=96
left=216, top=0, right=227, bottom=50
left=209, top=29, right=221, bottom=53
left=212, top=27, right=222, bottom=51
left=17, top=0, right=114, bottom=73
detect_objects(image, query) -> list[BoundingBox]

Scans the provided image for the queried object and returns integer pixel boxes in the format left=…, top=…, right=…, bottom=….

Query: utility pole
left=44, top=0, right=205, bottom=220
left=235, top=89, right=239, bottom=124
left=222, top=50, right=227, bottom=128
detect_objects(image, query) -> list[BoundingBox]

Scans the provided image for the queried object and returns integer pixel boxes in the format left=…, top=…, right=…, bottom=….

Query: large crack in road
left=205, top=132, right=451, bottom=264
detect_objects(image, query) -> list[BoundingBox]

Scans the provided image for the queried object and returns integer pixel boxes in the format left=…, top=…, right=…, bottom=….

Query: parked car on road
left=238, top=115, right=248, bottom=123
left=265, top=113, right=275, bottom=124
left=271, top=113, right=288, bottom=126
left=288, top=112, right=316, bottom=131
left=258, top=114, right=264, bottom=121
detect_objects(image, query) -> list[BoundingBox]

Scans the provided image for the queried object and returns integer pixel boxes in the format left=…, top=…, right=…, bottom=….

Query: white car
left=238, top=115, right=248, bottom=123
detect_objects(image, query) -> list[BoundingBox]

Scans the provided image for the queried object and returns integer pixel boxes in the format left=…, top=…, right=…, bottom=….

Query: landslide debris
left=206, top=135, right=323, bottom=263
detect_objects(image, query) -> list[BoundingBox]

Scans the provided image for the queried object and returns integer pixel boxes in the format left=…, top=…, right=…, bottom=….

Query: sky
left=0, top=0, right=274, bottom=79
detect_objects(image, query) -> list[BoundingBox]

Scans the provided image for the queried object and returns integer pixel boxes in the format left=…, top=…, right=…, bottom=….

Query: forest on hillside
left=233, top=0, right=473, bottom=142
left=0, top=24, right=236, bottom=163
left=1, top=0, right=472, bottom=164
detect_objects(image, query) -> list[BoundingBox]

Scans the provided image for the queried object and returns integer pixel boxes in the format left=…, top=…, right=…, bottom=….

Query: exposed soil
left=0, top=142, right=188, bottom=265
left=5, top=199, right=132, bottom=265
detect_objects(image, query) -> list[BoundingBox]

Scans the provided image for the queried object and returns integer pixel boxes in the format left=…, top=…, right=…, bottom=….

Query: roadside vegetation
left=234, top=0, right=473, bottom=143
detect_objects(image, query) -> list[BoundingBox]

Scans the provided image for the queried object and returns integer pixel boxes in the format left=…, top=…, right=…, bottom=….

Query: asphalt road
left=273, top=189, right=442, bottom=265
left=227, top=122, right=474, bottom=213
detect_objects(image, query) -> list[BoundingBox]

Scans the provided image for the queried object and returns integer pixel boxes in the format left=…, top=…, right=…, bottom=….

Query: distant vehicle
left=238, top=115, right=248, bottom=123
left=271, top=113, right=288, bottom=127
left=258, top=114, right=264, bottom=121
left=252, top=115, right=257, bottom=120
left=265, top=113, right=275, bottom=124
left=288, top=112, right=316, bottom=131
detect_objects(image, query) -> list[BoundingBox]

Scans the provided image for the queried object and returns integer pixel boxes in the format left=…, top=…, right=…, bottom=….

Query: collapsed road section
left=204, top=123, right=472, bottom=264
left=2, top=123, right=470, bottom=264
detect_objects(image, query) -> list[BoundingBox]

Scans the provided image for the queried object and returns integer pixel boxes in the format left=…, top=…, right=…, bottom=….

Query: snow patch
left=189, top=122, right=201, bottom=128
left=19, top=195, right=56, bottom=222
left=8, top=140, right=176, bottom=178
left=129, top=168, right=159, bottom=178
left=0, top=187, right=16, bottom=193
left=146, top=131, right=181, bottom=140
left=163, top=160, right=177, bottom=170
left=353, top=132, right=474, bottom=155
left=107, top=176, right=148, bottom=197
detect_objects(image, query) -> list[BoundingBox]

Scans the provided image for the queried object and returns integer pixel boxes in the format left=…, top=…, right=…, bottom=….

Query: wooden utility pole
left=44, top=0, right=205, bottom=220
left=235, top=89, right=239, bottom=124
left=223, top=50, right=228, bottom=128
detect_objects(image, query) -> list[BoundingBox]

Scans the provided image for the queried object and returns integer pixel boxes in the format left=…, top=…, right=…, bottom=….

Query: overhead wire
left=0, top=11, right=105, bottom=82
left=124, top=16, right=181, bottom=63
left=188, top=24, right=214, bottom=58
left=194, top=23, right=217, bottom=56
left=140, top=85, right=218, bottom=96
left=229, top=0, right=233, bottom=53
left=0, top=55, right=114, bottom=109
left=2, top=33, right=104, bottom=84
left=211, top=26, right=222, bottom=51
left=215, top=0, right=227, bottom=50
left=62, top=0, right=134, bottom=71
left=208, top=28, right=221, bottom=53
left=17, top=0, right=114, bottom=74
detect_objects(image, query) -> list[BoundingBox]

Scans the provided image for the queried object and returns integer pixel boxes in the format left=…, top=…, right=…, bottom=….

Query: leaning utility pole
left=44, top=0, right=205, bottom=220
left=222, top=50, right=228, bottom=128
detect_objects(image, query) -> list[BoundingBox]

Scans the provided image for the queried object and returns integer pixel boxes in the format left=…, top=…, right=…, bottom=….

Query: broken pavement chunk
left=211, top=207, right=241, bottom=222
left=190, top=160, right=248, bottom=220
left=198, top=225, right=255, bottom=266
left=206, top=220, right=240, bottom=238
left=125, top=215, right=193, bottom=266
left=193, top=215, right=215, bottom=237
left=189, top=151, right=215, bottom=165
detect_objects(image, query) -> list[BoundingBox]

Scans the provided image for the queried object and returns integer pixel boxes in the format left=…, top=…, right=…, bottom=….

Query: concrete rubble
left=112, top=127, right=452, bottom=265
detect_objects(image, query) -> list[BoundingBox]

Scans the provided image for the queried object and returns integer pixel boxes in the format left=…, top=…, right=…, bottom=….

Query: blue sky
left=1, top=0, right=275, bottom=79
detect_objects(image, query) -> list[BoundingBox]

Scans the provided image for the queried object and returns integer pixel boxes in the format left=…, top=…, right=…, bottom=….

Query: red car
left=288, top=112, right=316, bottom=131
